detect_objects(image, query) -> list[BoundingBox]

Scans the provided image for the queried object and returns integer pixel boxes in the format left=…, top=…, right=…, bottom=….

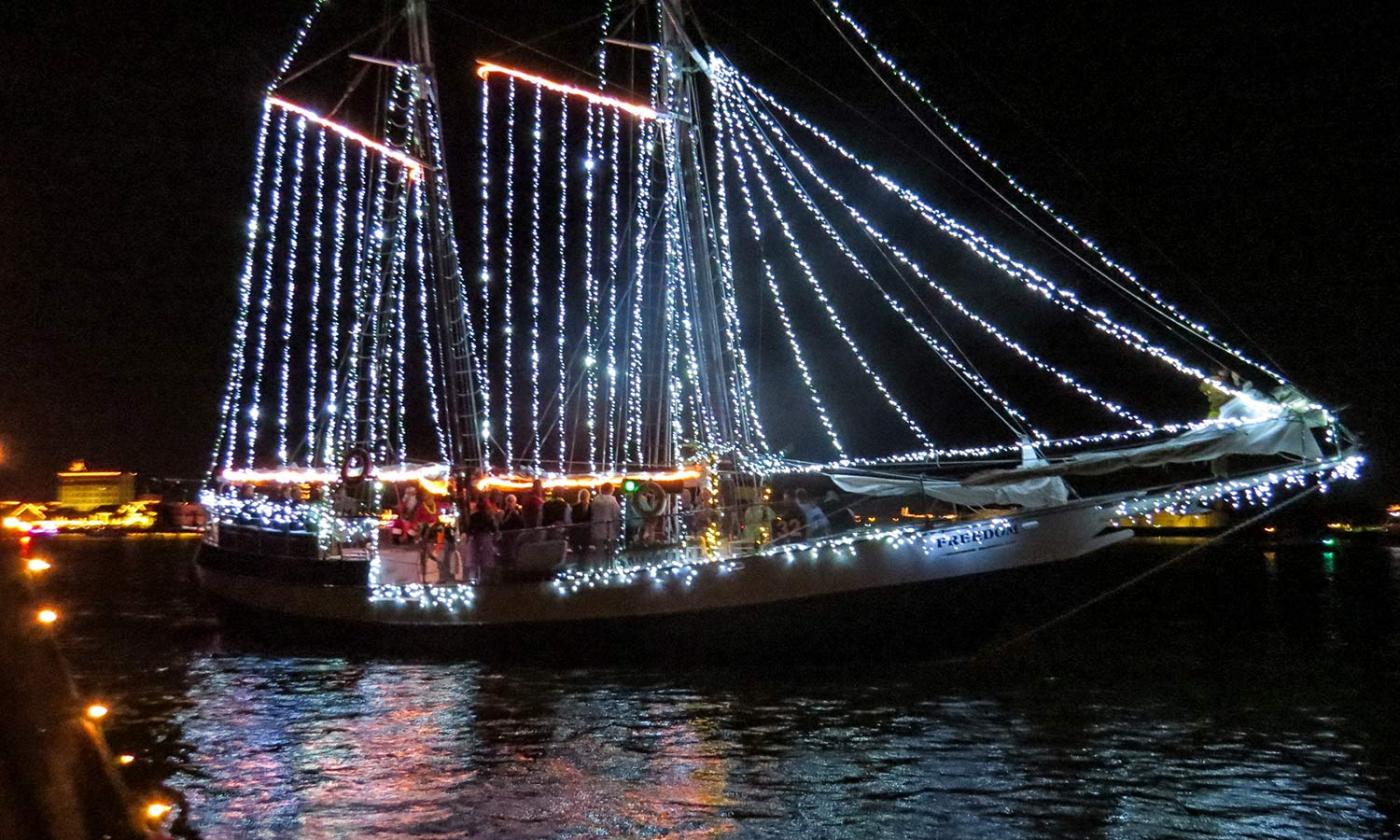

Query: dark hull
left=198, top=543, right=1150, bottom=663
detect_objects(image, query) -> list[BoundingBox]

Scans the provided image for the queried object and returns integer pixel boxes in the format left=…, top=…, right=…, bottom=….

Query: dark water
left=14, top=535, right=1400, bottom=838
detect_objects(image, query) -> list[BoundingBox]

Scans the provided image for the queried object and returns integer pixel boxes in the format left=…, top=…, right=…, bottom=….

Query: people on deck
left=541, top=488, right=572, bottom=540
left=521, top=479, right=545, bottom=528
left=743, top=494, right=777, bottom=546
left=466, top=498, right=499, bottom=584
left=793, top=488, right=831, bottom=538
left=499, top=493, right=525, bottom=566
left=590, top=483, right=622, bottom=562
left=570, top=489, right=593, bottom=558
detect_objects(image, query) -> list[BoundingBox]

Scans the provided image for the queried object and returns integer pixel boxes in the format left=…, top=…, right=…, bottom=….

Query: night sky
left=1, top=1, right=1394, bottom=503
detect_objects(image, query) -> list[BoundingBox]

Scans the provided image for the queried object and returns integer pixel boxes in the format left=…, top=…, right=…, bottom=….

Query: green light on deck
left=1321, top=536, right=1338, bottom=547
left=622, top=479, right=639, bottom=493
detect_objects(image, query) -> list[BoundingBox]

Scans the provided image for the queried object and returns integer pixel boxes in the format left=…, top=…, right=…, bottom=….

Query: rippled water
left=15, top=535, right=1400, bottom=838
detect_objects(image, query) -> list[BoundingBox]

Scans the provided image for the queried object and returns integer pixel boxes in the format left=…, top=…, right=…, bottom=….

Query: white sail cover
left=963, top=399, right=1322, bottom=487
left=830, top=472, right=1071, bottom=509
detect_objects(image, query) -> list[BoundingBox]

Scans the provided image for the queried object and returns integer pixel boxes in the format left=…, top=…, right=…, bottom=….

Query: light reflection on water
left=16, top=537, right=1400, bottom=838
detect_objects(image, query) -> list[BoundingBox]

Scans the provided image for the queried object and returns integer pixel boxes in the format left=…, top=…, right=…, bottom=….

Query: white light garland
left=276, top=117, right=308, bottom=465
left=303, top=128, right=328, bottom=464
left=603, top=108, right=624, bottom=471
left=823, top=0, right=1288, bottom=387
left=731, top=75, right=1149, bottom=432
left=322, top=137, right=349, bottom=465
left=554, top=98, right=571, bottom=471
left=502, top=79, right=518, bottom=466
left=414, top=186, right=451, bottom=462
left=477, top=75, right=494, bottom=466
left=528, top=85, right=545, bottom=472
left=245, top=111, right=291, bottom=467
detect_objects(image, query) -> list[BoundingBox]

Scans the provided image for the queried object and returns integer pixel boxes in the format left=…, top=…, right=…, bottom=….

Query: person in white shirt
left=590, top=482, right=622, bottom=563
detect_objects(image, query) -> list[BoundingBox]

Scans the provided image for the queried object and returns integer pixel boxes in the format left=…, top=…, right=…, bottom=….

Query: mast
left=404, top=0, right=487, bottom=473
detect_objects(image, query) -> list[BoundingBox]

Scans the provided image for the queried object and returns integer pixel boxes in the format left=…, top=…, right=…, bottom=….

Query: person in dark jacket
left=570, top=489, right=593, bottom=559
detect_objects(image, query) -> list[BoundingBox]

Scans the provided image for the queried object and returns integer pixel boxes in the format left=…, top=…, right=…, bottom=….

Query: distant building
left=56, top=461, right=136, bottom=510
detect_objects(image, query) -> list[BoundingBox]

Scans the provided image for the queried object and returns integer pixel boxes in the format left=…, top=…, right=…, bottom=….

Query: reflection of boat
left=195, top=0, right=1361, bottom=654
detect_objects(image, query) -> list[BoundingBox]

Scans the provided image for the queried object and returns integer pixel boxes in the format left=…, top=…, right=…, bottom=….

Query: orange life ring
left=341, top=447, right=373, bottom=485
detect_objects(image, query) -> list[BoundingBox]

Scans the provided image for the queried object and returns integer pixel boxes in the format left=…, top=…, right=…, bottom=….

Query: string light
left=581, top=103, right=600, bottom=471
left=602, top=108, right=624, bottom=471
left=706, top=82, right=767, bottom=452
left=822, top=0, right=1287, bottom=387
left=477, top=74, right=494, bottom=466
left=528, top=84, right=545, bottom=472
left=244, top=110, right=290, bottom=467
left=276, top=116, right=307, bottom=465
left=732, top=75, right=1148, bottom=432
left=716, top=79, right=845, bottom=457
left=735, top=70, right=1257, bottom=404
left=304, top=128, right=328, bottom=463
left=266, top=97, right=425, bottom=178
left=502, top=79, right=518, bottom=466
left=267, top=0, right=327, bottom=91
left=414, top=186, right=451, bottom=462
left=554, top=97, right=570, bottom=471
left=322, top=137, right=349, bottom=465
left=211, top=100, right=274, bottom=477
left=723, top=85, right=934, bottom=450
left=475, top=62, right=661, bottom=121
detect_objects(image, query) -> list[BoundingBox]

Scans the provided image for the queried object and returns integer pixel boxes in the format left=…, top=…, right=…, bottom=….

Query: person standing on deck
left=466, top=498, right=499, bottom=584
left=570, top=489, right=593, bottom=559
left=499, top=494, right=525, bottom=567
left=521, top=479, right=545, bottom=529
left=590, top=483, right=622, bottom=564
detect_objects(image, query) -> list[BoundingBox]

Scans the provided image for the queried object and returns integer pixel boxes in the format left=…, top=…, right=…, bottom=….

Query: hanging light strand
left=244, top=111, right=291, bottom=467
left=414, top=185, right=451, bottom=462
left=528, top=85, right=545, bottom=472
left=731, top=73, right=1147, bottom=431
left=554, top=98, right=571, bottom=471
left=501, top=79, right=518, bottom=467
left=602, top=109, right=624, bottom=471
left=321, top=136, right=348, bottom=465
left=303, top=128, right=329, bottom=464
left=715, top=80, right=844, bottom=457
left=211, top=100, right=274, bottom=477
left=476, top=75, right=494, bottom=465
left=821, top=0, right=1286, bottom=386
left=720, top=81, right=935, bottom=450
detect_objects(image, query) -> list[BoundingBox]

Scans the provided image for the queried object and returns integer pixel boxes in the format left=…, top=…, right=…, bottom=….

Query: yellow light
left=475, top=466, right=704, bottom=493
left=36, top=608, right=59, bottom=625
left=26, top=558, right=51, bottom=573
left=267, top=96, right=426, bottom=177
left=144, top=802, right=172, bottom=820
left=86, top=703, right=109, bottom=720
left=417, top=475, right=449, bottom=497
left=117, top=754, right=135, bottom=765
left=476, top=61, right=661, bottom=120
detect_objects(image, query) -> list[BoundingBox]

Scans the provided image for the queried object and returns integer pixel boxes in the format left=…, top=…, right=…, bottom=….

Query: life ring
left=340, top=447, right=373, bottom=485
left=633, top=481, right=666, bottom=519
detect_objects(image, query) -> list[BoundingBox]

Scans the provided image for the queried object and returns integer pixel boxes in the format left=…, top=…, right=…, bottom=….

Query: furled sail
left=829, top=472, right=1071, bottom=509
left=962, top=398, right=1322, bottom=487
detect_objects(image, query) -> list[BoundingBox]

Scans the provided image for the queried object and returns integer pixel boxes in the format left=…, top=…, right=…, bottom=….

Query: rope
left=966, top=483, right=1322, bottom=663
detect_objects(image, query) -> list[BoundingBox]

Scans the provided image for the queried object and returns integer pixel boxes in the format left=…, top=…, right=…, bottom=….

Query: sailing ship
left=194, top=0, right=1362, bottom=655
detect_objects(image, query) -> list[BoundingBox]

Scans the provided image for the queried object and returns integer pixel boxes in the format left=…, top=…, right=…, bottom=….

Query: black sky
left=0, top=1, right=1395, bottom=502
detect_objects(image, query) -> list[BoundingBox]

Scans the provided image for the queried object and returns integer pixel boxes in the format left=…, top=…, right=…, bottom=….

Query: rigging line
left=809, top=0, right=1276, bottom=383
left=739, top=73, right=1257, bottom=406
left=722, top=80, right=934, bottom=449
left=714, top=77, right=845, bottom=457
left=900, top=6, right=1290, bottom=377
left=741, top=81, right=1147, bottom=432
left=482, top=10, right=607, bottom=63
left=433, top=5, right=606, bottom=89
left=728, top=83, right=1033, bottom=440
left=698, top=9, right=1049, bottom=250
left=971, top=484, right=1322, bottom=663
left=276, top=17, right=397, bottom=89
left=327, top=22, right=399, bottom=119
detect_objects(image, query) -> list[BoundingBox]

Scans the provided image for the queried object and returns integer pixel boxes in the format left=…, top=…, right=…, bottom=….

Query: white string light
left=721, top=79, right=935, bottom=449
left=303, top=128, right=328, bottom=464
left=715, top=81, right=844, bottom=458
left=244, top=110, right=291, bottom=467
left=211, top=100, right=274, bottom=476
left=501, top=79, right=518, bottom=467
left=321, top=136, right=348, bottom=465
left=554, top=98, right=570, bottom=471
left=737, top=70, right=1256, bottom=405
left=730, top=73, right=1145, bottom=432
left=477, top=75, right=494, bottom=465
left=528, top=85, right=545, bottom=472
left=581, top=104, right=600, bottom=471
left=602, top=108, right=623, bottom=471
left=414, top=185, right=451, bottom=462
left=276, top=118, right=307, bottom=465
left=822, top=0, right=1287, bottom=387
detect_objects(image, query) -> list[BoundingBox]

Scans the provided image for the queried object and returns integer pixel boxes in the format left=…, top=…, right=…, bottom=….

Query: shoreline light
left=86, top=703, right=109, bottom=720
left=36, top=608, right=59, bottom=625
left=476, top=62, right=660, bottom=120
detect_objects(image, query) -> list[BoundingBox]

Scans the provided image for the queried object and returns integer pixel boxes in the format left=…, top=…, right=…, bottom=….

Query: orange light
left=56, top=470, right=124, bottom=478
left=86, top=703, right=109, bottom=720
left=144, top=802, right=172, bottom=820
left=222, top=463, right=450, bottom=486
left=267, top=96, right=427, bottom=177
left=26, top=558, right=51, bottom=573
left=117, top=754, right=136, bottom=765
left=475, top=466, right=704, bottom=493
left=36, top=608, right=59, bottom=625
left=475, top=61, right=661, bottom=120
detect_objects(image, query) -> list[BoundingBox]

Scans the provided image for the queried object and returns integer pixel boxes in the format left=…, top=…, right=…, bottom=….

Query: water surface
left=17, top=535, right=1400, bottom=838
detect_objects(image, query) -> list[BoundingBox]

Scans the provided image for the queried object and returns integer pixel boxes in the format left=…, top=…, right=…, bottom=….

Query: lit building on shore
left=56, top=461, right=136, bottom=510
